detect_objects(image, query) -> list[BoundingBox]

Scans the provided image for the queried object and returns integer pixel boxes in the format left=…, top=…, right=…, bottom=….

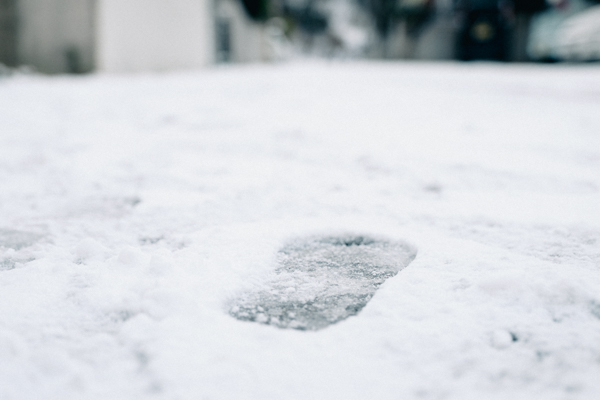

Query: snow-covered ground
left=1, top=61, right=600, bottom=400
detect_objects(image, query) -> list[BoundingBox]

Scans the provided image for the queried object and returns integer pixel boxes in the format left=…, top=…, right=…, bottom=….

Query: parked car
left=454, top=0, right=513, bottom=61
left=527, top=0, right=596, bottom=61
left=554, top=3, right=600, bottom=61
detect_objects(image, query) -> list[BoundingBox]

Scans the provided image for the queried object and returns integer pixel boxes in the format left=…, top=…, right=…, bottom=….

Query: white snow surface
left=1, top=61, right=600, bottom=400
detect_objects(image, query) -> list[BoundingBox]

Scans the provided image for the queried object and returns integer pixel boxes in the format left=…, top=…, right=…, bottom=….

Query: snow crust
left=1, top=61, right=600, bottom=399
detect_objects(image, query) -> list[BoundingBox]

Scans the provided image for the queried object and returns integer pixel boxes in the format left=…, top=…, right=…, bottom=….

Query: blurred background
left=0, top=0, right=599, bottom=74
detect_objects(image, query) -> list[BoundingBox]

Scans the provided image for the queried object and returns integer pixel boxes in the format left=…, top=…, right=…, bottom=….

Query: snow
left=1, top=61, right=600, bottom=399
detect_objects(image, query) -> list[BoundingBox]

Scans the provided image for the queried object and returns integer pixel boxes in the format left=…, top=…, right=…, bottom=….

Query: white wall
left=96, top=0, right=214, bottom=73
left=17, top=0, right=95, bottom=73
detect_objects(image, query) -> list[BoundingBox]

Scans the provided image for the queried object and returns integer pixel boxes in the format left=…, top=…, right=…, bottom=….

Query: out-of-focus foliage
left=240, top=0, right=270, bottom=21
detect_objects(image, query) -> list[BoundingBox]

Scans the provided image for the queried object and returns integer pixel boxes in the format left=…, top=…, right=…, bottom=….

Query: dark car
left=455, top=0, right=513, bottom=60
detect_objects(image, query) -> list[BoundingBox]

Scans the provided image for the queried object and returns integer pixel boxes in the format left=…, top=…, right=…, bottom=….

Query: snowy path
left=1, top=61, right=600, bottom=399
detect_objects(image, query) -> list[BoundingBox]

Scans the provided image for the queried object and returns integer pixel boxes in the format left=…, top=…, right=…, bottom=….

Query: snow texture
left=1, top=61, right=600, bottom=400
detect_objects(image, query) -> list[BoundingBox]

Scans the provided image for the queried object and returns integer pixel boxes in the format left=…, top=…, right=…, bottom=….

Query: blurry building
left=2, top=0, right=599, bottom=71
left=0, top=0, right=215, bottom=73
left=0, top=0, right=17, bottom=67
left=96, top=0, right=214, bottom=72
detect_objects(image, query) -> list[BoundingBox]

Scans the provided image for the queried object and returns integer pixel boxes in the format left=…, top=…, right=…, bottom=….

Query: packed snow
left=1, top=61, right=600, bottom=400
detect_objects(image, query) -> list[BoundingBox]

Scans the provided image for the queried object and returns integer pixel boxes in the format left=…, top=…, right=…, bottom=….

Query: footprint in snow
left=229, top=234, right=417, bottom=330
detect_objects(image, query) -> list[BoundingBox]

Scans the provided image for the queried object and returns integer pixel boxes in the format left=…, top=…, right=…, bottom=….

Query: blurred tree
left=240, top=0, right=270, bottom=21
left=282, top=1, right=328, bottom=34
left=512, top=0, right=547, bottom=13
left=359, top=0, right=434, bottom=58
left=397, top=0, right=434, bottom=35
left=365, top=0, right=396, bottom=39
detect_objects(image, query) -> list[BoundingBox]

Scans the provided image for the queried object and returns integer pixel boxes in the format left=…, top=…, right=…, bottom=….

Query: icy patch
left=0, top=258, right=16, bottom=271
left=0, top=229, right=41, bottom=251
left=230, top=234, right=416, bottom=330
left=0, top=229, right=42, bottom=271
